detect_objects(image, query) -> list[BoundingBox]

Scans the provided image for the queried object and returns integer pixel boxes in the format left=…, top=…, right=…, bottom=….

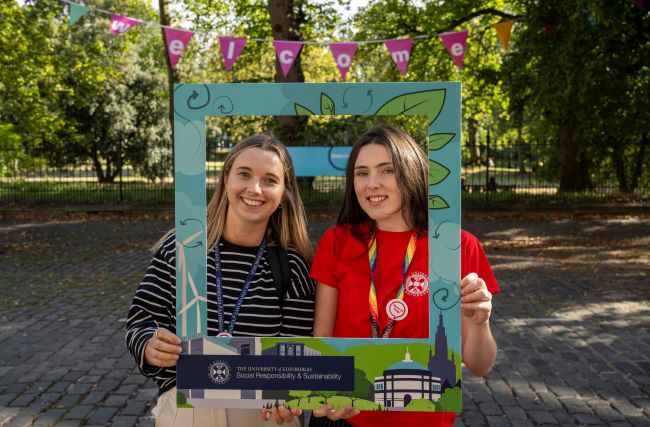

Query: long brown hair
left=206, top=134, right=311, bottom=258
left=337, top=124, right=428, bottom=237
left=157, top=134, right=311, bottom=258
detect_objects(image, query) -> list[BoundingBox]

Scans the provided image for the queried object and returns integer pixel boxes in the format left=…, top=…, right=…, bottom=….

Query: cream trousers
left=152, top=387, right=302, bottom=427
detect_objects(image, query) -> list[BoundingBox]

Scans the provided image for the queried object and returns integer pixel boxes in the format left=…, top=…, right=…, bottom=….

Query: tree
left=436, top=386, right=461, bottom=412
left=340, top=367, right=373, bottom=406
left=352, top=0, right=520, bottom=166
left=56, top=0, right=171, bottom=182
left=288, top=389, right=311, bottom=406
left=503, top=0, right=650, bottom=192
left=0, top=0, right=73, bottom=157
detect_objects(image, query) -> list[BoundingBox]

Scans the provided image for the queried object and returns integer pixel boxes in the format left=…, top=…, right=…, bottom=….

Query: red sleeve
left=310, top=226, right=339, bottom=289
left=347, top=411, right=456, bottom=427
left=461, top=229, right=500, bottom=295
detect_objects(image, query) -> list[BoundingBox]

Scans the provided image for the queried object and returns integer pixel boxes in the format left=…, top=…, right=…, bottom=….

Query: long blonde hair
left=205, top=134, right=311, bottom=258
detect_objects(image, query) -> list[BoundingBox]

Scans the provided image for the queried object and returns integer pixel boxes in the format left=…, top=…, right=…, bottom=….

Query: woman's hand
left=312, top=405, right=360, bottom=421
left=460, top=272, right=492, bottom=325
left=144, top=328, right=182, bottom=367
left=260, top=406, right=302, bottom=425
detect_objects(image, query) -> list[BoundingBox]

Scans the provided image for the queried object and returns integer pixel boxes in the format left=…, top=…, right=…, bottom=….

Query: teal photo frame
left=174, top=82, right=462, bottom=412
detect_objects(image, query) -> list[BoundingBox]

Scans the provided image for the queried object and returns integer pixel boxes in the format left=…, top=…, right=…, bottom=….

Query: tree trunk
left=268, top=0, right=306, bottom=141
left=466, top=117, right=480, bottom=165
left=517, top=125, right=526, bottom=174
left=631, top=133, right=648, bottom=192
left=557, top=123, right=591, bottom=192
left=159, top=0, right=179, bottom=174
left=612, top=146, right=629, bottom=193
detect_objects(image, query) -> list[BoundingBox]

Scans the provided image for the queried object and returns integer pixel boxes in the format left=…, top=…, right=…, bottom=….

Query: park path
left=0, top=211, right=648, bottom=426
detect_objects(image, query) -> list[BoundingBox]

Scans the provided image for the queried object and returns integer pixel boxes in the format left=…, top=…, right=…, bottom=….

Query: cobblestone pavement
left=0, top=211, right=648, bottom=426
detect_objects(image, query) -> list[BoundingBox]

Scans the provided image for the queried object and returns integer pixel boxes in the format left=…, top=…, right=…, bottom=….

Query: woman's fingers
left=156, top=328, right=182, bottom=345
left=461, top=286, right=491, bottom=304
left=312, top=405, right=332, bottom=418
left=461, top=274, right=485, bottom=297
left=313, top=405, right=359, bottom=420
left=145, top=328, right=182, bottom=367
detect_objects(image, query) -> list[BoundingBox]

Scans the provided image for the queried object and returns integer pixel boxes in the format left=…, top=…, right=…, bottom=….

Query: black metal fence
left=1, top=142, right=648, bottom=209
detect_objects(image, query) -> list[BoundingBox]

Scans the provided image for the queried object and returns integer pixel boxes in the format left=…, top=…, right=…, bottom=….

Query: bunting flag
left=60, top=1, right=531, bottom=80
left=69, top=3, right=89, bottom=25
left=439, top=30, right=469, bottom=70
left=218, top=36, right=247, bottom=71
left=109, top=14, right=140, bottom=35
left=163, top=28, right=193, bottom=70
left=635, top=0, right=645, bottom=11
left=273, top=41, right=303, bottom=77
left=384, top=38, right=413, bottom=75
left=329, top=42, right=358, bottom=80
left=492, top=21, right=514, bottom=49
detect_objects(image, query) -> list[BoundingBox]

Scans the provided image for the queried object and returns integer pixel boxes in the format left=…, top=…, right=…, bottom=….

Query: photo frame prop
left=174, top=82, right=461, bottom=412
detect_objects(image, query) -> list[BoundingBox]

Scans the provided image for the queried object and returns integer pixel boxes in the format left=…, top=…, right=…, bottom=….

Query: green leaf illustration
left=428, top=133, right=455, bottom=151
left=428, top=195, right=449, bottom=210
left=428, top=159, right=450, bottom=186
left=294, top=103, right=314, bottom=116
left=375, top=89, right=446, bottom=124
left=320, top=93, right=335, bottom=115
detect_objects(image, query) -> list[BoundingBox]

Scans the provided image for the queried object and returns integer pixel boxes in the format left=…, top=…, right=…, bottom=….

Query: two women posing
left=126, top=126, right=499, bottom=427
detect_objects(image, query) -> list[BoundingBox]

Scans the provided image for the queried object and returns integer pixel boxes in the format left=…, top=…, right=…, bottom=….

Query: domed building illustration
left=373, top=312, right=458, bottom=408
left=373, top=348, right=442, bottom=408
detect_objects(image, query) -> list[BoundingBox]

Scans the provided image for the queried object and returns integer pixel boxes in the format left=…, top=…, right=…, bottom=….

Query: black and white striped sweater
left=125, top=232, right=315, bottom=395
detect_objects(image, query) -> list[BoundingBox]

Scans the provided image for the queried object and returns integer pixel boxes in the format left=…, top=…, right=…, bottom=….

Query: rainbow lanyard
left=368, top=231, right=417, bottom=338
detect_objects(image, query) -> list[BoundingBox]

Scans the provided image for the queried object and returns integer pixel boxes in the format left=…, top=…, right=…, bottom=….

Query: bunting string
left=57, top=0, right=522, bottom=76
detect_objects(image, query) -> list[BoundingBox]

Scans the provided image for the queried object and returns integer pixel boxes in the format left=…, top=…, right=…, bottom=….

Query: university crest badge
left=405, top=272, right=429, bottom=297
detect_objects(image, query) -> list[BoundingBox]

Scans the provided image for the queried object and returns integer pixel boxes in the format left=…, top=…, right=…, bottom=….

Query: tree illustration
left=288, top=390, right=311, bottom=406
left=316, top=391, right=336, bottom=405
left=340, top=368, right=373, bottom=406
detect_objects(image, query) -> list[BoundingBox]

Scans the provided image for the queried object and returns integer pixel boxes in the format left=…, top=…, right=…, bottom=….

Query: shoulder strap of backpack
left=268, top=245, right=291, bottom=307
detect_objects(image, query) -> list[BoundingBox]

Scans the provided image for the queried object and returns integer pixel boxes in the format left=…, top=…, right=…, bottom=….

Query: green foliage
left=340, top=368, right=374, bottom=404
left=429, top=160, right=450, bottom=186
left=284, top=395, right=380, bottom=410
left=503, top=0, right=650, bottom=192
left=0, top=123, right=46, bottom=177
left=405, top=398, right=437, bottom=411
left=428, top=133, right=455, bottom=151
left=288, top=389, right=311, bottom=406
left=436, top=386, right=461, bottom=412
left=374, top=90, right=446, bottom=124
left=428, top=195, right=450, bottom=210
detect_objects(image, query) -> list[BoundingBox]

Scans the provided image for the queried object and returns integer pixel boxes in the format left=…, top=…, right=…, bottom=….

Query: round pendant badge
left=386, top=299, right=409, bottom=321
left=217, top=332, right=232, bottom=337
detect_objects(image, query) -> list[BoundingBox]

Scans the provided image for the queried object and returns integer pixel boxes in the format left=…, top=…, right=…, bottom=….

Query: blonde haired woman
left=126, top=134, right=313, bottom=426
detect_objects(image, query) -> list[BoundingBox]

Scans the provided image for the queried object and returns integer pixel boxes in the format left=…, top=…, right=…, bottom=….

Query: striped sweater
left=125, top=232, right=315, bottom=394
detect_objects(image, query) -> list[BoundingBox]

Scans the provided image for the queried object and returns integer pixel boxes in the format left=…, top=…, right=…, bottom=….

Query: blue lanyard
left=214, top=238, right=266, bottom=336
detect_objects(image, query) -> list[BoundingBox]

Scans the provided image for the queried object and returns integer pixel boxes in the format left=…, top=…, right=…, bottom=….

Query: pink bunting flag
left=109, top=14, right=140, bottom=35
left=384, top=38, right=413, bottom=75
left=439, top=30, right=469, bottom=70
left=329, top=42, right=358, bottom=80
left=273, top=41, right=303, bottom=77
left=635, top=0, right=645, bottom=11
left=163, top=28, right=194, bottom=70
left=218, top=37, right=247, bottom=71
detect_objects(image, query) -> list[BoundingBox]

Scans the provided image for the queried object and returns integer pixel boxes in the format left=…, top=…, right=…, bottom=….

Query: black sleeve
left=125, top=233, right=176, bottom=379
left=280, top=251, right=316, bottom=337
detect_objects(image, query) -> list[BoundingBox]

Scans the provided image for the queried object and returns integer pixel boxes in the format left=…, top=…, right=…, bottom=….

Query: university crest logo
left=405, top=272, right=429, bottom=297
left=208, top=360, right=231, bottom=384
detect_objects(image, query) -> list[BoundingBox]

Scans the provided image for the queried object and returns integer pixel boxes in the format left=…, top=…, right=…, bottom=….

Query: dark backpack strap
left=268, top=245, right=291, bottom=307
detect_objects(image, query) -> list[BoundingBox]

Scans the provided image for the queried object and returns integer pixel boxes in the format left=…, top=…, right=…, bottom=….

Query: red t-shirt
left=310, top=224, right=500, bottom=427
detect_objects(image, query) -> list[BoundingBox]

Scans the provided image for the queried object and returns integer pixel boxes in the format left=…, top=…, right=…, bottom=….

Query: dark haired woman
left=309, top=125, right=500, bottom=427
